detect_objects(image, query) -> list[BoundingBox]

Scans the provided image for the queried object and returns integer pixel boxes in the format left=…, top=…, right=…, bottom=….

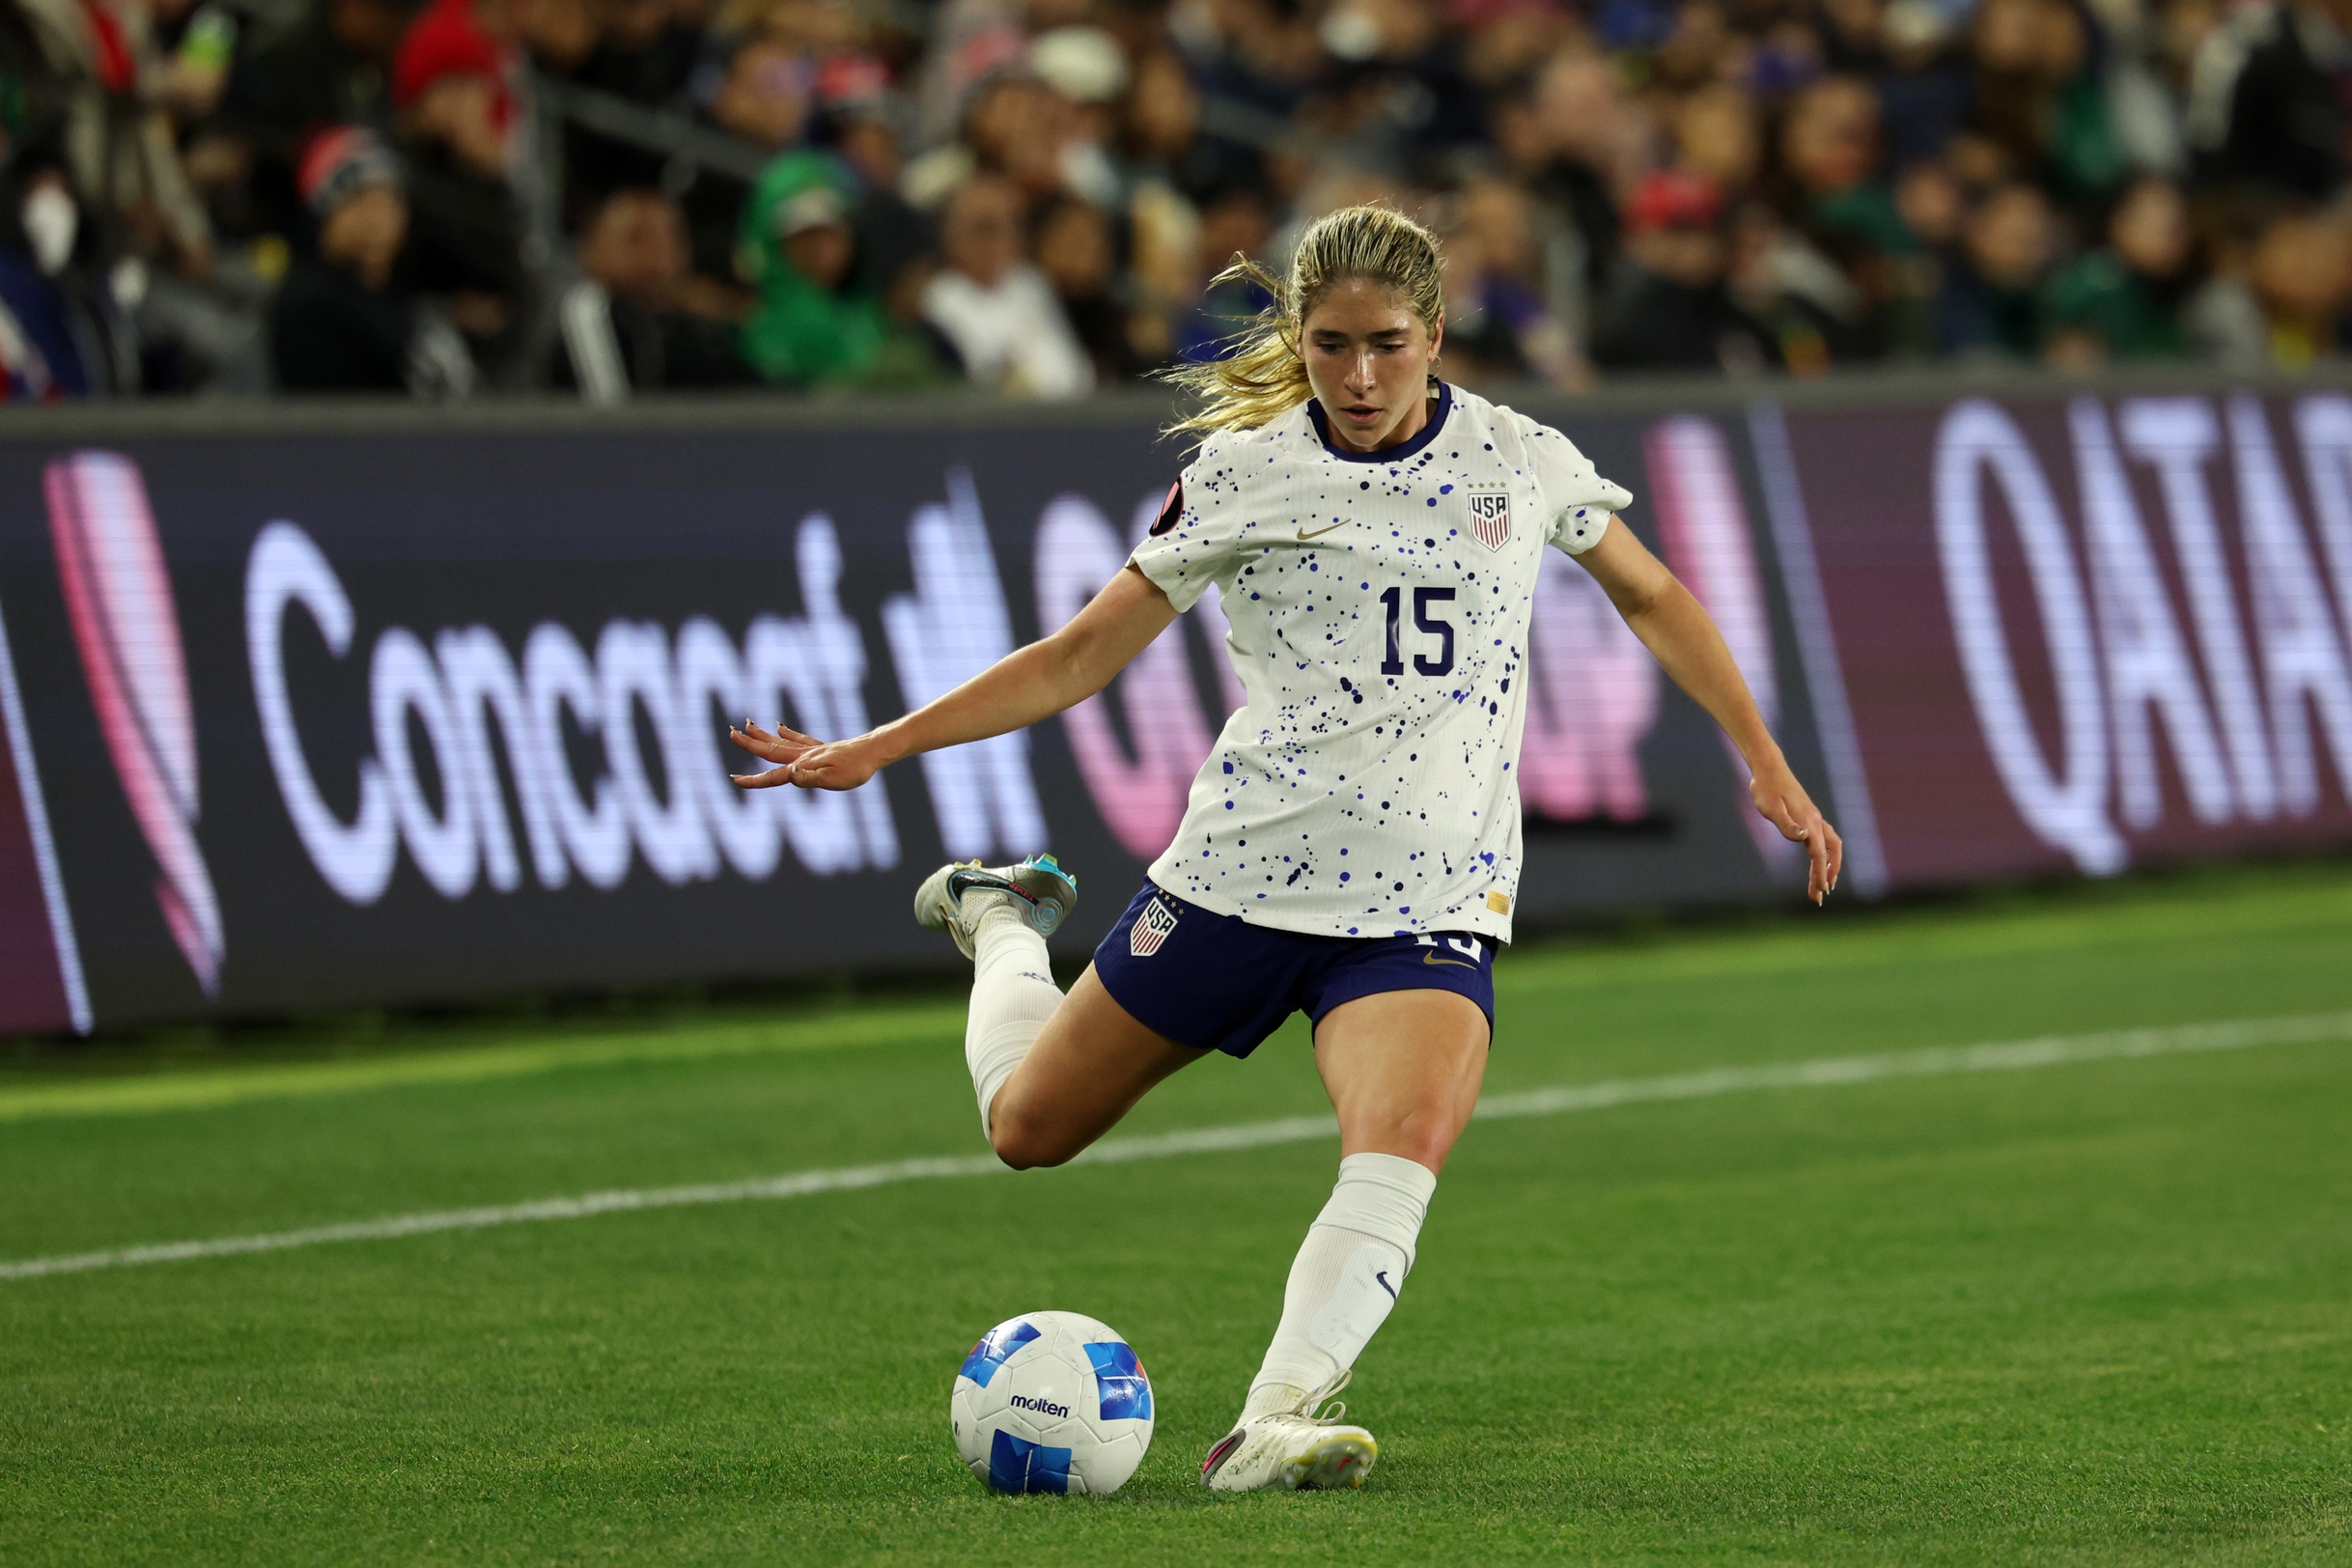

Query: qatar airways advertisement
left=0, top=384, right=2345, bottom=1031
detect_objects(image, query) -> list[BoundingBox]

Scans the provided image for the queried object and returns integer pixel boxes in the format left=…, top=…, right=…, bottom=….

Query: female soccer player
left=732, top=205, right=1841, bottom=1493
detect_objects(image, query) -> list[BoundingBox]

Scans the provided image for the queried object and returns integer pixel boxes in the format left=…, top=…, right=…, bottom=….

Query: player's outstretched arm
left=729, top=564, right=1179, bottom=793
left=1576, top=522, right=1843, bottom=903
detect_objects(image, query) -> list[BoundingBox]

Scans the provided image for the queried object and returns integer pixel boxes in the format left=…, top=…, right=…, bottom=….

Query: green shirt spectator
left=2042, top=178, right=2195, bottom=363
left=2045, top=251, right=2186, bottom=358
left=738, top=152, right=892, bottom=388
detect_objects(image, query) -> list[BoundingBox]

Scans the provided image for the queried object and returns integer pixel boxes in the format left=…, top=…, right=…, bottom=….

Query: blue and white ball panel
left=957, top=1319, right=1039, bottom=1387
left=1084, top=1340, right=1154, bottom=1422
left=950, top=1309, right=1155, bottom=1496
left=989, top=1430, right=1072, bottom=1495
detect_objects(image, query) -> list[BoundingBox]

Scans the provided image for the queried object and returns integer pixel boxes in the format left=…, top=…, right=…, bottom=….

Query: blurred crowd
left=2, top=0, right=2351, bottom=399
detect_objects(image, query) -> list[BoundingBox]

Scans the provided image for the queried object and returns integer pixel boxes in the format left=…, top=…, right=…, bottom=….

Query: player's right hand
left=728, top=721, right=882, bottom=791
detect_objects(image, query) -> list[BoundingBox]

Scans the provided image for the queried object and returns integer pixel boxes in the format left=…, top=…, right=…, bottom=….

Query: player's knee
left=989, top=1106, right=1078, bottom=1170
left=1345, top=1110, right=1457, bottom=1175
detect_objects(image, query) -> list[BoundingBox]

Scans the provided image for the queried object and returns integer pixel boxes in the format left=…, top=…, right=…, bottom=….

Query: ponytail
left=1163, top=203, right=1445, bottom=438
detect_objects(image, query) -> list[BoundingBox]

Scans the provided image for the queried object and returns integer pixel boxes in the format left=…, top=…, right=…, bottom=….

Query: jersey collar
left=1305, top=380, right=1452, bottom=464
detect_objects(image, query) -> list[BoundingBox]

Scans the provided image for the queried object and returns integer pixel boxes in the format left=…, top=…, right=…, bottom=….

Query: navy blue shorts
left=1092, top=882, right=1497, bottom=1059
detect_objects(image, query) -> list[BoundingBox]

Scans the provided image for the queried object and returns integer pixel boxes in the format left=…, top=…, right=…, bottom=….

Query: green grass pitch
left=3, top=861, right=2351, bottom=1565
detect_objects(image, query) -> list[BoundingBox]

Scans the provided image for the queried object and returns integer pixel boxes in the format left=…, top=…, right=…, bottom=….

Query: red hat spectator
left=392, top=0, right=512, bottom=126
left=296, top=126, right=403, bottom=214
left=1623, top=169, right=1725, bottom=234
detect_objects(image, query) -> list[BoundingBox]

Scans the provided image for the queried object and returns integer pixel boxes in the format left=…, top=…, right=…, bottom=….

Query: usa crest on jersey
left=1130, top=898, right=1180, bottom=957
left=1465, top=486, right=1512, bottom=551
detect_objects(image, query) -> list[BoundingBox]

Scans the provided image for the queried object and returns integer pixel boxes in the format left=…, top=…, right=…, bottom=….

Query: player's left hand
left=1750, top=755, right=1842, bottom=905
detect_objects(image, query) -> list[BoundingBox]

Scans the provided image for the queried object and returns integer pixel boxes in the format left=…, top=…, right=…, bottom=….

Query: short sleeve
left=1516, top=415, right=1634, bottom=556
left=1128, top=445, right=1246, bottom=612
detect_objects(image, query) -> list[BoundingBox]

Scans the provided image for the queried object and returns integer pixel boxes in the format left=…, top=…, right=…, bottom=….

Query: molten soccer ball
left=950, top=1310, right=1155, bottom=1495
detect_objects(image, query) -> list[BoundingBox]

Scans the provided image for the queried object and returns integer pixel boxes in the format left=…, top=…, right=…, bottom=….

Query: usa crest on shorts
left=1464, top=486, right=1512, bottom=551
left=1130, top=898, right=1180, bottom=957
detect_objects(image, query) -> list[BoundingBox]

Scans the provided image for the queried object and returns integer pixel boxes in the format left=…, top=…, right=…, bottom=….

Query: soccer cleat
left=1200, top=1372, right=1378, bottom=1493
left=912, top=854, right=1078, bottom=960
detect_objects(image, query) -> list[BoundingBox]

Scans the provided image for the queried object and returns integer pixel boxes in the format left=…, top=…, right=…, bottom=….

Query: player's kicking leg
left=914, top=856, right=1206, bottom=1163
left=1200, top=988, right=1487, bottom=1493
left=917, top=862, right=1487, bottom=1493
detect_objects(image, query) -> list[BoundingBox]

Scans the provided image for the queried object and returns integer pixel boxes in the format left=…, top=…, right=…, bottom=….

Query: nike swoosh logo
left=1374, top=1270, right=1397, bottom=1300
left=1422, top=951, right=1478, bottom=969
left=1298, top=521, right=1347, bottom=540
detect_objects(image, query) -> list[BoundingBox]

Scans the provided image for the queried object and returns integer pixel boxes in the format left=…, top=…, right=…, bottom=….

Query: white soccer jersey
left=1128, top=380, right=1634, bottom=942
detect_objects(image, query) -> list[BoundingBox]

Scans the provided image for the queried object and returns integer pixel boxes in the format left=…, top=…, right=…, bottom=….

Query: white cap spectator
left=1027, top=27, right=1129, bottom=104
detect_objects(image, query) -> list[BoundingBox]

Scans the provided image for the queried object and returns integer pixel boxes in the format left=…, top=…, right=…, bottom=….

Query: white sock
left=1246, top=1151, right=1439, bottom=1414
left=965, top=902, right=1062, bottom=1137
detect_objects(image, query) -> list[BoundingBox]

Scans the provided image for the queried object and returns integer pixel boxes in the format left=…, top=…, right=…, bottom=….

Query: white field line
left=4, top=1008, right=2347, bottom=1284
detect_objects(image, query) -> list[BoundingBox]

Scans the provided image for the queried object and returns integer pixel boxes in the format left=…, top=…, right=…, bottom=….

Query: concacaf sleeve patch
left=1149, top=479, right=1183, bottom=537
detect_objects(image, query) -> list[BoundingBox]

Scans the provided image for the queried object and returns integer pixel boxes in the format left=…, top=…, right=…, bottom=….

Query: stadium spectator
left=832, top=105, right=938, bottom=320
left=554, top=186, right=755, bottom=396
left=268, top=126, right=472, bottom=394
left=1936, top=181, right=2055, bottom=356
left=1524, top=50, right=1638, bottom=317
left=1967, top=0, right=2122, bottom=203
left=1026, top=25, right=1128, bottom=207
left=1, top=0, right=283, bottom=391
left=1121, top=46, right=1231, bottom=204
left=573, top=0, right=699, bottom=131
left=1874, top=0, right=1972, bottom=168
left=2248, top=208, right=2351, bottom=368
left=738, top=150, right=933, bottom=388
left=389, top=0, right=528, bottom=375
left=0, top=4, right=100, bottom=396
left=1173, top=183, right=1274, bottom=363
left=1730, top=200, right=1865, bottom=375
left=0, top=164, right=96, bottom=398
left=2204, top=0, right=2352, bottom=200
left=1442, top=176, right=1582, bottom=387
left=223, top=0, right=422, bottom=237
left=11, top=0, right=2352, bottom=397
left=2044, top=174, right=2195, bottom=362
left=1781, top=76, right=1914, bottom=276
left=550, top=0, right=686, bottom=208
left=904, top=70, right=1071, bottom=208
left=1592, top=169, right=1778, bottom=373
left=1033, top=194, right=1146, bottom=382
left=920, top=172, right=1090, bottom=397
left=666, top=34, right=825, bottom=297
left=1675, top=84, right=1763, bottom=201
left=713, top=36, right=815, bottom=154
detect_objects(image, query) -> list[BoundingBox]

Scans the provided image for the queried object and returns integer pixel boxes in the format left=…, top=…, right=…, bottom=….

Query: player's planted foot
left=913, top=854, right=1078, bottom=960
left=1200, top=1373, right=1378, bottom=1493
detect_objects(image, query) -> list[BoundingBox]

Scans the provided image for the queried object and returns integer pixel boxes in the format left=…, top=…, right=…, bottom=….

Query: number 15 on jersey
left=1379, top=586, right=1455, bottom=677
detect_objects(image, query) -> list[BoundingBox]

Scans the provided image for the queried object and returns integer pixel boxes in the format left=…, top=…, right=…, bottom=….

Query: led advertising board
left=1, top=385, right=2345, bottom=1031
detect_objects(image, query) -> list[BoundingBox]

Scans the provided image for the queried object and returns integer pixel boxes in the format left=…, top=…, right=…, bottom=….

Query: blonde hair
left=1164, top=203, right=1445, bottom=436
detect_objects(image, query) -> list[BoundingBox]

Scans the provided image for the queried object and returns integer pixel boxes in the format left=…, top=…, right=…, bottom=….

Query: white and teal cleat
left=912, top=854, right=1078, bottom=960
left=1200, top=1373, right=1378, bottom=1493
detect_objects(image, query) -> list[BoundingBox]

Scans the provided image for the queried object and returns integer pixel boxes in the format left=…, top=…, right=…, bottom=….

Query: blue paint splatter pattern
left=1127, top=382, right=1632, bottom=943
